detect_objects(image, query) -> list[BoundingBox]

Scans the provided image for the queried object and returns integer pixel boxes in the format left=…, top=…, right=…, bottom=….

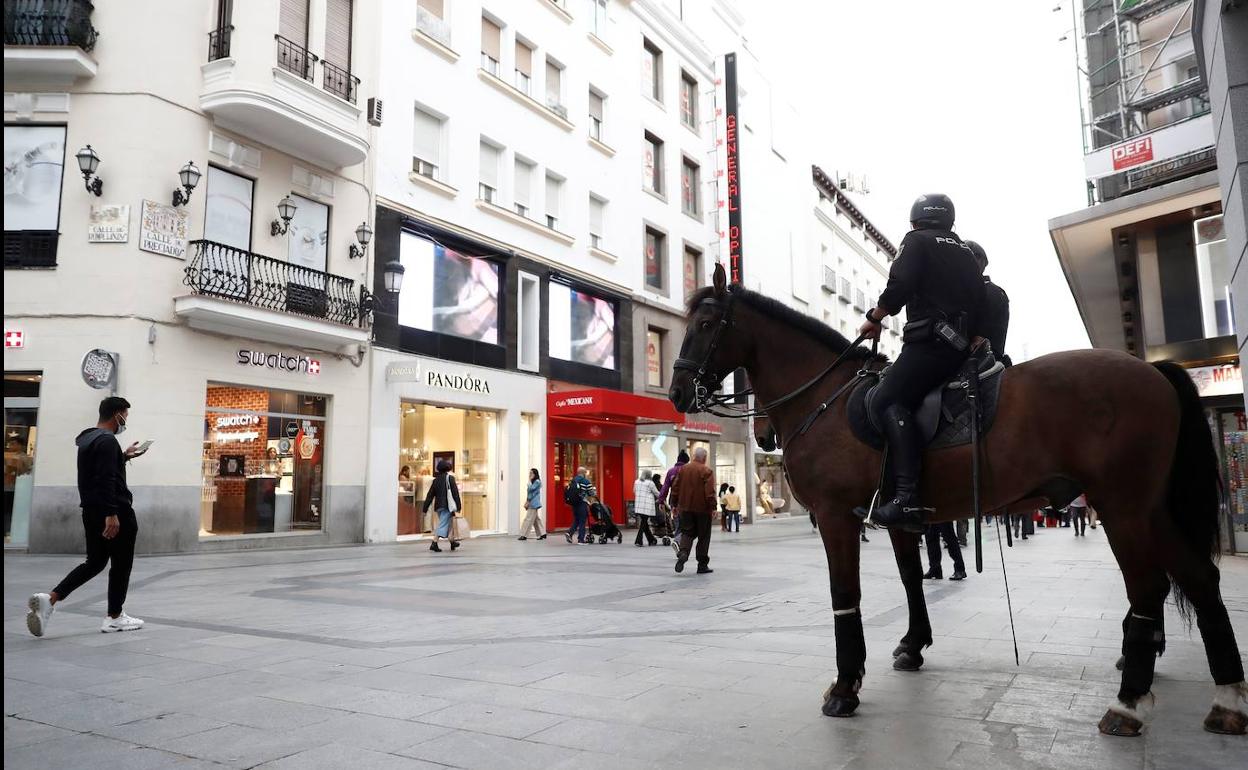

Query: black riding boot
left=870, top=404, right=931, bottom=534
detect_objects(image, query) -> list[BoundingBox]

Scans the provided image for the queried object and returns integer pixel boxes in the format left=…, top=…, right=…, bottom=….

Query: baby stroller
left=650, top=503, right=675, bottom=547
left=588, top=498, right=623, bottom=544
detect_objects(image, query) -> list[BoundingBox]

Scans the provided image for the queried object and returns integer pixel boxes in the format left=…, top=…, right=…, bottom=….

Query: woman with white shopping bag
left=422, top=459, right=463, bottom=552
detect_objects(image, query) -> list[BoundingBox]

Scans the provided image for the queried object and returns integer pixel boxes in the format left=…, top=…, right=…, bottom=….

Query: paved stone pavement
left=4, top=517, right=1247, bottom=769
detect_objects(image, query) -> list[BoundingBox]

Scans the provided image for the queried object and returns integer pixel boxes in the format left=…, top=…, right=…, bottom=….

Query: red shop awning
left=548, top=388, right=684, bottom=425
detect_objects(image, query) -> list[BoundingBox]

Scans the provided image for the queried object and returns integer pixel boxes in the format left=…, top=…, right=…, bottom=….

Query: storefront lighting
left=349, top=221, right=373, bottom=259
left=270, top=195, right=298, bottom=236
left=382, top=259, right=405, bottom=294
left=359, top=261, right=405, bottom=326
left=172, top=161, right=201, bottom=207
left=75, top=145, right=103, bottom=196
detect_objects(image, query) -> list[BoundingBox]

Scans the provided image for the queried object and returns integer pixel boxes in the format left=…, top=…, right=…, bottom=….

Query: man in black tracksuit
left=26, top=396, right=149, bottom=637
left=965, top=240, right=1011, bottom=366
left=859, top=194, right=985, bottom=533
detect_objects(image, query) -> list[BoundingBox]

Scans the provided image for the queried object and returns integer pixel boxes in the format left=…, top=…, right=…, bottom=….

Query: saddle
left=848, top=346, right=1006, bottom=451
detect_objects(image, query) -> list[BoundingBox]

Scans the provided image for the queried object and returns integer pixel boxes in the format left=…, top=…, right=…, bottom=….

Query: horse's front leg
left=888, top=528, right=931, bottom=671
left=818, top=509, right=866, bottom=717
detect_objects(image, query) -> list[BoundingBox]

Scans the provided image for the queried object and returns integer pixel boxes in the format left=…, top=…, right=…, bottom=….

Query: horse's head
left=670, top=263, right=748, bottom=413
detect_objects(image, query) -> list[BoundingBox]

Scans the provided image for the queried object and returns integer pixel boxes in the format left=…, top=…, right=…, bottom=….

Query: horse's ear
left=712, top=262, right=727, bottom=295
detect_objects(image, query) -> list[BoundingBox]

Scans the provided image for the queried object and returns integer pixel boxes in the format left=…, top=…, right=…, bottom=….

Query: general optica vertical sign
left=723, top=52, right=743, bottom=285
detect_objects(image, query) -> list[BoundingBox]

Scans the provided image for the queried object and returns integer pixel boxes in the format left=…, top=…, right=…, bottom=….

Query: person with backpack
left=563, top=466, right=595, bottom=544
left=422, top=459, right=462, bottom=552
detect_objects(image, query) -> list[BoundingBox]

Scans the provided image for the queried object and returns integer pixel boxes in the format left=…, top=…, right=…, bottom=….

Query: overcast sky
left=746, top=0, right=1093, bottom=359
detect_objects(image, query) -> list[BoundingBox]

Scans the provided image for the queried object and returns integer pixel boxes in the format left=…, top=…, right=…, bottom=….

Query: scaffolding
left=1074, top=0, right=1214, bottom=203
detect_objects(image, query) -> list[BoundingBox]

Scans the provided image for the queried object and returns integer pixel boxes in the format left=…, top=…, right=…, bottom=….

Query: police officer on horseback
left=965, top=240, right=1011, bottom=366
left=858, top=194, right=986, bottom=532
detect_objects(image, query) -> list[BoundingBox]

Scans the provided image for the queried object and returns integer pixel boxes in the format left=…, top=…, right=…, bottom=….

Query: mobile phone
left=136, top=440, right=154, bottom=453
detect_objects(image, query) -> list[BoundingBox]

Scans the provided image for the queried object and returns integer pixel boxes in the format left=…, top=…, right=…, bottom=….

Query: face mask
left=115, top=416, right=127, bottom=435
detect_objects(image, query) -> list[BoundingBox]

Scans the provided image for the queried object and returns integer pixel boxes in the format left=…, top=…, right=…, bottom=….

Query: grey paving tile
left=331, top=689, right=457, bottom=720
left=3, top=731, right=219, bottom=770
left=416, top=701, right=567, bottom=739
left=3, top=715, right=77, bottom=749
left=255, top=742, right=438, bottom=769
left=285, top=713, right=451, bottom=754
left=397, top=729, right=583, bottom=770
left=13, top=694, right=166, bottom=733
left=90, top=712, right=229, bottom=745
left=149, top=723, right=331, bottom=768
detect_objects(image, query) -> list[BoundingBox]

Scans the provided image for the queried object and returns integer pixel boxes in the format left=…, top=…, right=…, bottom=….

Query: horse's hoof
left=1203, top=705, right=1248, bottom=735
left=1115, top=655, right=1125, bottom=671
left=822, top=694, right=859, bottom=718
left=1098, top=709, right=1143, bottom=737
left=891, top=644, right=906, bottom=658
left=893, top=650, right=924, bottom=671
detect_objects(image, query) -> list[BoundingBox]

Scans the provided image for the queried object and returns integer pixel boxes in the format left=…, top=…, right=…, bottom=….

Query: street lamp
left=172, top=161, right=201, bottom=207
left=270, top=195, right=298, bottom=236
left=359, top=260, right=406, bottom=327
left=349, top=220, right=373, bottom=259
left=75, top=145, right=103, bottom=196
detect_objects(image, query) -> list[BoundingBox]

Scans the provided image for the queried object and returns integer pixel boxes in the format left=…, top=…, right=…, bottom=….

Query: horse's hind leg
left=1100, top=518, right=1171, bottom=737
left=819, top=511, right=866, bottom=717
left=888, top=528, right=931, bottom=671
left=1160, top=542, right=1248, bottom=735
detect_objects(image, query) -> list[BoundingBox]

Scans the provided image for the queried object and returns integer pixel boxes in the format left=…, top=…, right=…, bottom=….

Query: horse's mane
left=687, top=286, right=887, bottom=364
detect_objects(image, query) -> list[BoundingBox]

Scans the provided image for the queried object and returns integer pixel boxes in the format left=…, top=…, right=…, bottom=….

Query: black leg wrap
left=824, top=611, right=865, bottom=717
left=1196, top=602, right=1246, bottom=686
left=1118, top=614, right=1160, bottom=703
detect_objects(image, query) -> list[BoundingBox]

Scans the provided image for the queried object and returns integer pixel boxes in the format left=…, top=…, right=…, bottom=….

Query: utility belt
left=901, top=314, right=969, bottom=352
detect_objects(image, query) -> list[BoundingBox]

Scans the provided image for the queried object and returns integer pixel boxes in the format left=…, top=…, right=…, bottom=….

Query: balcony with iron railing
left=175, top=240, right=371, bottom=353
left=3, top=0, right=98, bottom=82
left=199, top=25, right=367, bottom=169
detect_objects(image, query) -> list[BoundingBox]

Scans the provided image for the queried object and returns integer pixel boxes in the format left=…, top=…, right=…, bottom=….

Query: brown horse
left=670, top=264, right=1246, bottom=737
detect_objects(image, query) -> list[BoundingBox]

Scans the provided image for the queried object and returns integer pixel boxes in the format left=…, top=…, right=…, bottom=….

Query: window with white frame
left=416, top=0, right=450, bottom=46
left=680, top=156, right=700, bottom=217
left=412, top=106, right=444, bottom=180
left=646, top=328, right=665, bottom=388
left=478, top=140, right=500, bottom=202
left=643, top=131, right=664, bottom=195
left=517, top=271, right=541, bottom=371
left=642, top=38, right=662, bottom=101
left=513, top=157, right=534, bottom=217
left=515, top=39, right=533, bottom=94
left=588, top=195, right=605, bottom=249
left=545, top=58, right=564, bottom=114
left=589, top=0, right=607, bottom=37
left=680, top=71, right=698, bottom=130
left=545, top=173, right=562, bottom=230
left=204, top=165, right=255, bottom=251
left=588, top=88, right=605, bottom=141
left=644, top=226, right=666, bottom=291
left=480, top=16, right=501, bottom=74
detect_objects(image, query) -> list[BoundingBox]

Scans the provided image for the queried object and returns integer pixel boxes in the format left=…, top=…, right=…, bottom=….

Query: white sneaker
left=26, top=593, right=54, bottom=638
left=101, top=612, right=144, bottom=633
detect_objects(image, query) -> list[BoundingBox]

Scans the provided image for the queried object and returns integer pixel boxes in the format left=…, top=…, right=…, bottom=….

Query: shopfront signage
left=215, top=415, right=260, bottom=428
left=139, top=199, right=188, bottom=259
left=722, top=52, right=744, bottom=285
left=386, top=362, right=491, bottom=394
left=4, top=329, right=24, bottom=348
left=1111, top=137, right=1153, bottom=171
left=554, top=396, right=594, bottom=408
left=237, top=349, right=321, bottom=375
left=1187, top=364, right=1242, bottom=399
left=681, top=419, right=723, bottom=436
left=1083, top=113, right=1212, bottom=180
left=87, top=204, right=129, bottom=243
left=80, top=348, right=118, bottom=390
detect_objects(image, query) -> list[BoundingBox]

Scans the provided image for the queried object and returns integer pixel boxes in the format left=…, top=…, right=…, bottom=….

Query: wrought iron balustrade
left=321, top=60, right=359, bottom=104
left=3, top=0, right=97, bottom=49
left=207, top=25, right=232, bottom=61
left=183, top=240, right=363, bottom=326
left=275, top=34, right=316, bottom=81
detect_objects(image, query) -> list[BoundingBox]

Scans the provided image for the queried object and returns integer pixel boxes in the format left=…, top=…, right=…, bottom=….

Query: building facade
left=4, top=0, right=379, bottom=553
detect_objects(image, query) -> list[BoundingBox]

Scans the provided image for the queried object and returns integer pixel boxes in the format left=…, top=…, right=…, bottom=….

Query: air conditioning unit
left=366, top=97, right=383, bottom=126
left=853, top=289, right=866, bottom=311
left=821, top=266, right=836, bottom=293
left=838, top=277, right=852, bottom=303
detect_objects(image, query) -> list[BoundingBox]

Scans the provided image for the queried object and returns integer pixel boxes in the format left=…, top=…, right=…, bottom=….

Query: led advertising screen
left=549, top=283, right=616, bottom=369
left=398, top=233, right=500, bottom=344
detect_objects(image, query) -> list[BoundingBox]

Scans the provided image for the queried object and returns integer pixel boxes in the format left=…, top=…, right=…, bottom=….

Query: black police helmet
left=965, top=240, right=988, bottom=273
left=909, top=194, right=955, bottom=230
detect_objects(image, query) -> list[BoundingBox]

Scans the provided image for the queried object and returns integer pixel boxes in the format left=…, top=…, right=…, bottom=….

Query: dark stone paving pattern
left=5, top=518, right=1246, bottom=768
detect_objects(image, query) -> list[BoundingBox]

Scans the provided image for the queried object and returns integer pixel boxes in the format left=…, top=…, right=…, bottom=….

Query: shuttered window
left=481, top=17, right=501, bottom=63
left=279, top=0, right=308, bottom=47
left=545, top=174, right=561, bottom=229
left=412, top=108, right=442, bottom=178
left=515, top=41, right=532, bottom=76
left=589, top=89, right=604, bottom=140
left=479, top=140, right=500, bottom=201
left=589, top=196, right=605, bottom=248
left=546, top=60, right=562, bottom=106
left=514, top=158, right=534, bottom=213
left=324, top=0, right=352, bottom=69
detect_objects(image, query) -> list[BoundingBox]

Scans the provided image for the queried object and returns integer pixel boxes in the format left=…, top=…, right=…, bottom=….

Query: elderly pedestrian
left=633, top=470, right=659, bottom=546
left=563, top=466, right=594, bottom=544
left=518, top=468, right=546, bottom=540
left=670, top=446, right=717, bottom=574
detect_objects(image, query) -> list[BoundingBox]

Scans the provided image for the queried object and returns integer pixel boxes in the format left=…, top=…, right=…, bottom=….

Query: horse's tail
left=1153, top=361, right=1223, bottom=618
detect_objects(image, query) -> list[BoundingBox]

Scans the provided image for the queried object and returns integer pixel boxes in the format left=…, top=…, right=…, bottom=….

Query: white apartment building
left=4, top=0, right=383, bottom=553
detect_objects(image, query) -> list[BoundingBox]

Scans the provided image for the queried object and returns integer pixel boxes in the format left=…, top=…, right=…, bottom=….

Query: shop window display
left=1218, top=410, right=1248, bottom=551
left=755, top=453, right=793, bottom=517
left=201, top=384, right=327, bottom=536
left=4, top=372, right=41, bottom=546
left=398, top=402, right=498, bottom=535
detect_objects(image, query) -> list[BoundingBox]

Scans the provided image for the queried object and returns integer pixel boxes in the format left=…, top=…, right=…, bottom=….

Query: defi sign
left=1112, top=137, right=1153, bottom=171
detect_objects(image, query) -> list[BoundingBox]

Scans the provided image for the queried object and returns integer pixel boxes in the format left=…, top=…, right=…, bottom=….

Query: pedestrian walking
left=563, top=466, right=595, bottom=544
left=1087, top=503, right=1099, bottom=530
left=670, top=447, right=716, bottom=574
left=423, top=459, right=462, bottom=552
left=518, top=468, right=546, bottom=540
left=923, top=521, right=966, bottom=581
left=1069, top=493, right=1089, bottom=537
left=723, top=485, right=742, bottom=532
left=27, top=396, right=149, bottom=637
left=633, top=470, right=659, bottom=546
left=718, top=482, right=730, bottom=532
